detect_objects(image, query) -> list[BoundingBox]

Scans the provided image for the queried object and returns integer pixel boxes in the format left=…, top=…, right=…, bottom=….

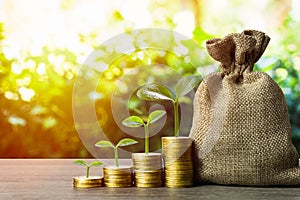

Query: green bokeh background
left=0, top=0, right=299, bottom=158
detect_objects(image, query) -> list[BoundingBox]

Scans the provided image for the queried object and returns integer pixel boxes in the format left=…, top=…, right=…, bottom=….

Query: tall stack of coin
left=132, top=153, right=163, bottom=187
left=162, top=136, right=193, bottom=188
left=73, top=176, right=104, bottom=188
left=103, top=166, right=133, bottom=187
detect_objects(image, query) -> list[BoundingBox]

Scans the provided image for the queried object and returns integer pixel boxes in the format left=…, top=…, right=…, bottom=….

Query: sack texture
left=189, top=30, right=300, bottom=186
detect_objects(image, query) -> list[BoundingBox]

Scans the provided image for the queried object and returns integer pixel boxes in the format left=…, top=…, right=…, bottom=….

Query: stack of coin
left=132, top=153, right=163, bottom=187
left=103, top=166, right=133, bottom=187
left=162, top=137, right=193, bottom=188
left=73, top=176, right=104, bottom=188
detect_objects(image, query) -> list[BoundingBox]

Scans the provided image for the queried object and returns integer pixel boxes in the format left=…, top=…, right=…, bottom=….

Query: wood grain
left=0, top=159, right=299, bottom=200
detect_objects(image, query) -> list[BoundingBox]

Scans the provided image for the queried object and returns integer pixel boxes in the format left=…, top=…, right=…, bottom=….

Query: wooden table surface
left=0, top=159, right=300, bottom=200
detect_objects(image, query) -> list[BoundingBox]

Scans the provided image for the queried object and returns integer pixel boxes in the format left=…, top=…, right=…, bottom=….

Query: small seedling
left=95, top=138, right=138, bottom=167
left=122, top=110, right=166, bottom=154
left=137, top=75, right=202, bottom=137
left=73, top=160, right=103, bottom=178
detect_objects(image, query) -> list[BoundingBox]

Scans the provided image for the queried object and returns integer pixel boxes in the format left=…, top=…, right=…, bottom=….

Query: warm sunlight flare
left=0, top=0, right=299, bottom=158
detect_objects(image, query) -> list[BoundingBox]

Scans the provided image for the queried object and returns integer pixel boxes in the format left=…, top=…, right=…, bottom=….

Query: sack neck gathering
left=206, top=30, right=270, bottom=83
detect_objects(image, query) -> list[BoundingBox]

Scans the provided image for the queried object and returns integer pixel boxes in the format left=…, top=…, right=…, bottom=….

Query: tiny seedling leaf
left=122, top=116, right=145, bottom=127
left=89, top=161, right=103, bottom=167
left=137, top=83, right=175, bottom=102
left=175, top=75, right=202, bottom=98
left=73, top=160, right=88, bottom=166
left=95, top=140, right=115, bottom=148
left=117, top=138, right=138, bottom=147
left=148, top=110, right=166, bottom=124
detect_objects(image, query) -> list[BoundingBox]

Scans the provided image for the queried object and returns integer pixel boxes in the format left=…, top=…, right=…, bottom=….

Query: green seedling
left=73, top=160, right=103, bottom=178
left=137, top=75, right=202, bottom=137
left=122, top=110, right=166, bottom=155
left=95, top=138, right=138, bottom=167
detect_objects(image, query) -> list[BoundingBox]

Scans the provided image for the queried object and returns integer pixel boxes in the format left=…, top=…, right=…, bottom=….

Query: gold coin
left=162, top=149, right=192, bottom=154
left=103, top=166, right=133, bottom=187
left=134, top=169, right=163, bottom=188
left=103, top=167, right=132, bottom=174
left=162, top=144, right=192, bottom=161
left=165, top=179, right=194, bottom=183
left=165, top=176, right=192, bottom=179
left=134, top=172, right=162, bottom=179
left=163, top=159, right=192, bottom=164
left=164, top=177, right=193, bottom=187
left=164, top=164, right=193, bottom=168
left=104, top=182, right=132, bottom=188
left=164, top=162, right=192, bottom=167
left=132, top=152, right=162, bottom=159
left=132, top=153, right=163, bottom=171
left=135, top=177, right=162, bottom=182
left=135, top=183, right=163, bottom=188
left=162, top=148, right=192, bottom=155
left=165, top=183, right=193, bottom=188
left=165, top=169, right=193, bottom=173
left=73, top=176, right=104, bottom=188
left=162, top=137, right=192, bottom=146
left=135, top=180, right=162, bottom=184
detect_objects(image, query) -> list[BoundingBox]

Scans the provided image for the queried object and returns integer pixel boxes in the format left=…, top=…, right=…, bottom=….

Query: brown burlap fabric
left=189, top=30, right=300, bottom=186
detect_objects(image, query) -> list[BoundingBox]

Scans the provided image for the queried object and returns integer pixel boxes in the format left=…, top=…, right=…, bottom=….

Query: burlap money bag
left=189, top=30, right=300, bottom=186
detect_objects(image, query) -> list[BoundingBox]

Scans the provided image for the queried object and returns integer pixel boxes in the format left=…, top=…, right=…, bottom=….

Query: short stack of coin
left=103, top=166, right=133, bottom=187
left=73, top=176, right=104, bottom=188
left=132, top=153, right=163, bottom=187
left=162, top=137, right=193, bottom=188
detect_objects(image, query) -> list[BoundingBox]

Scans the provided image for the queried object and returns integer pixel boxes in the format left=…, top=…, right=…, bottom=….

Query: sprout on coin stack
left=137, top=75, right=202, bottom=187
left=95, top=138, right=138, bottom=187
left=122, top=110, right=166, bottom=187
left=72, top=160, right=104, bottom=188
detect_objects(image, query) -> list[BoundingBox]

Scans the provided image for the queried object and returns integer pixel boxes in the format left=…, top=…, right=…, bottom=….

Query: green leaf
left=116, top=138, right=138, bottom=147
left=178, top=96, right=192, bottom=104
left=137, top=83, right=175, bottom=102
left=73, top=160, right=88, bottom=166
left=175, top=75, right=202, bottom=98
left=89, top=161, right=103, bottom=167
left=148, top=110, right=166, bottom=124
left=95, top=140, right=115, bottom=148
left=192, top=27, right=214, bottom=44
left=122, top=116, right=145, bottom=127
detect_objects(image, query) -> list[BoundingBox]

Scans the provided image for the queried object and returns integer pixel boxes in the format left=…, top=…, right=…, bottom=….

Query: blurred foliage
left=0, top=22, right=90, bottom=157
left=255, top=15, right=300, bottom=154
left=0, top=0, right=300, bottom=157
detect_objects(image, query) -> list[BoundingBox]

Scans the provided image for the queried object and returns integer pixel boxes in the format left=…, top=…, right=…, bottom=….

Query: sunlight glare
left=18, top=87, right=35, bottom=102
left=25, top=60, right=36, bottom=69
left=174, top=10, right=194, bottom=38
left=11, top=62, right=22, bottom=74
left=16, top=77, right=31, bottom=86
left=8, top=116, right=26, bottom=126
left=4, top=91, right=19, bottom=101
left=37, top=63, right=46, bottom=75
left=2, top=46, right=20, bottom=60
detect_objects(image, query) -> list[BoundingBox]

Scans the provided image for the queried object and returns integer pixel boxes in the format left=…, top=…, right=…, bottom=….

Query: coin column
left=103, top=166, right=133, bottom=187
left=162, top=137, right=193, bottom=188
left=73, top=176, right=104, bottom=188
left=132, top=153, right=163, bottom=187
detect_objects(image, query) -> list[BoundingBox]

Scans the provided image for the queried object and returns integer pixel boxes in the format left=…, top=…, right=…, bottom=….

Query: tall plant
left=137, top=75, right=202, bottom=137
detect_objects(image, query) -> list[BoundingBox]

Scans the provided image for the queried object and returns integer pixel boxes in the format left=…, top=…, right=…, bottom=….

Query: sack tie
left=206, top=30, right=270, bottom=82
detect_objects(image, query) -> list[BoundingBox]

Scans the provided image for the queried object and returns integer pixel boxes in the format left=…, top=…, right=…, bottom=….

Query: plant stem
left=86, top=166, right=90, bottom=178
left=114, top=147, right=119, bottom=167
left=174, top=100, right=179, bottom=137
left=145, top=124, right=149, bottom=154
